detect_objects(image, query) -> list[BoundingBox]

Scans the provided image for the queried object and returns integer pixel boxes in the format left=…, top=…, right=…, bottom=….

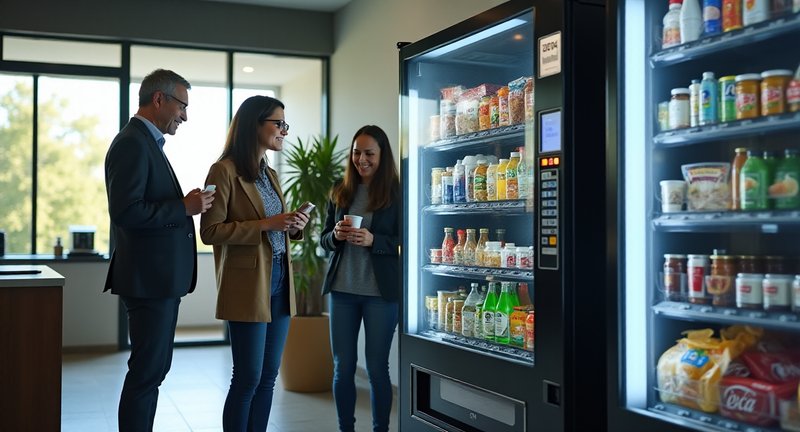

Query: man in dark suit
left=104, top=69, right=214, bottom=432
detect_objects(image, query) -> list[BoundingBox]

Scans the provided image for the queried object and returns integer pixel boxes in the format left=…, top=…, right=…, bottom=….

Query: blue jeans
left=329, top=291, right=398, bottom=432
left=222, top=255, right=290, bottom=432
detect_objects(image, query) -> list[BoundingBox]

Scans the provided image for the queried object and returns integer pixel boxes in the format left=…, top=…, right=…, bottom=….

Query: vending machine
left=608, top=1, right=800, bottom=431
left=399, top=0, right=607, bottom=430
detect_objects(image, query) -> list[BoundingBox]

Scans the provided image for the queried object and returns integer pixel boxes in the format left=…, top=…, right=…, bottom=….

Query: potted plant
left=279, top=134, right=346, bottom=392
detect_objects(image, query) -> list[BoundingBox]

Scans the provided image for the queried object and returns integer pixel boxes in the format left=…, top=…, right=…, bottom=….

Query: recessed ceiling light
left=242, top=66, right=255, bottom=73
left=513, top=34, right=524, bottom=41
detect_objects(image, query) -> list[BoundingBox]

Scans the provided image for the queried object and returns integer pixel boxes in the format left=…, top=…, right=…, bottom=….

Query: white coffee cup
left=660, top=180, right=686, bottom=213
left=344, top=214, right=363, bottom=228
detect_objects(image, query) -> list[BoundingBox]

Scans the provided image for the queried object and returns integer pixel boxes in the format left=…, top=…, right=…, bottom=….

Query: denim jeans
left=329, top=291, right=399, bottom=432
left=222, top=255, right=290, bottom=432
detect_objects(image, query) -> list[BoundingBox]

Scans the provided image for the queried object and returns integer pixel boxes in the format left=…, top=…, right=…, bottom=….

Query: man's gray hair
left=138, top=69, right=191, bottom=107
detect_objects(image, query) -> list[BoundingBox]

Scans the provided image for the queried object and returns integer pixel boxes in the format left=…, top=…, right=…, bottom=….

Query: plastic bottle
left=495, top=228, right=506, bottom=248
left=772, top=149, right=800, bottom=209
left=681, top=0, right=704, bottom=43
left=473, top=285, right=488, bottom=339
left=453, top=229, right=466, bottom=265
left=690, top=79, right=701, bottom=127
left=495, top=159, right=509, bottom=200
left=699, top=71, right=718, bottom=125
left=506, top=151, right=521, bottom=200
left=764, top=150, right=778, bottom=207
left=461, top=283, right=481, bottom=338
left=740, top=150, right=769, bottom=210
left=441, top=227, right=456, bottom=264
left=486, top=163, right=498, bottom=201
left=494, top=282, right=515, bottom=344
left=501, top=242, right=517, bottom=268
left=473, top=160, right=489, bottom=201
left=731, top=147, right=748, bottom=210
left=453, top=159, right=466, bottom=203
left=743, top=0, right=769, bottom=25
left=517, top=149, right=529, bottom=200
left=475, top=228, right=490, bottom=266
left=663, top=0, right=683, bottom=49
left=463, top=228, right=477, bottom=266
left=462, top=156, right=477, bottom=202
left=481, top=282, right=499, bottom=341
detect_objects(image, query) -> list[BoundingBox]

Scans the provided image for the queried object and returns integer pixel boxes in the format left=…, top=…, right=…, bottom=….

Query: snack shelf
left=422, top=199, right=531, bottom=216
left=649, top=402, right=784, bottom=432
left=653, top=301, right=800, bottom=332
left=415, top=330, right=533, bottom=365
left=653, top=112, right=800, bottom=148
left=651, top=13, right=800, bottom=68
left=652, top=210, right=800, bottom=233
left=423, top=123, right=527, bottom=152
left=422, top=264, right=533, bottom=282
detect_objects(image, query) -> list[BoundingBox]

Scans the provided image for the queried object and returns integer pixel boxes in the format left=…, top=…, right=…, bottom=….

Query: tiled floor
left=62, top=345, right=398, bottom=432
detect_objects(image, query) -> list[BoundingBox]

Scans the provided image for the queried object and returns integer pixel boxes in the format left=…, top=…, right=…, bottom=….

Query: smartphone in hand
left=203, top=185, right=216, bottom=192
left=298, top=202, right=316, bottom=215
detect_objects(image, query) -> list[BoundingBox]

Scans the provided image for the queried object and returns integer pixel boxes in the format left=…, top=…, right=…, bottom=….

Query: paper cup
left=344, top=214, right=363, bottom=228
left=660, top=180, right=686, bottom=213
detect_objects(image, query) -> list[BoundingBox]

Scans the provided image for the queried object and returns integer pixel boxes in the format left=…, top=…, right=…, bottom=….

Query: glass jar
left=735, top=73, right=761, bottom=120
left=709, top=254, right=737, bottom=307
left=668, top=88, right=691, bottom=129
left=687, top=254, right=710, bottom=304
left=484, top=241, right=502, bottom=268
left=764, top=255, right=787, bottom=274
left=501, top=243, right=517, bottom=268
left=664, top=254, right=687, bottom=302
left=517, top=246, right=533, bottom=269
left=792, top=275, right=800, bottom=313
left=736, top=273, right=764, bottom=310
left=760, top=69, right=793, bottom=116
left=738, top=255, right=764, bottom=274
left=763, top=274, right=793, bottom=312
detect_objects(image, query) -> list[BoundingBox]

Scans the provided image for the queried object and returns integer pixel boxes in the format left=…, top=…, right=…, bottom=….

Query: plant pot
left=280, top=314, right=333, bottom=392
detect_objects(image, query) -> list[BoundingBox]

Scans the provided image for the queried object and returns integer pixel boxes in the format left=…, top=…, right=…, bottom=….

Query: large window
left=0, top=34, right=326, bottom=257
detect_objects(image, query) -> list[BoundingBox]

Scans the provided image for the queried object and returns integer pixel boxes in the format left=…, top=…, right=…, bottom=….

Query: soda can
left=719, top=75, right=737, bottom=122
left=657, top=101, right=670, bottom=132
left=722, top=0, right=742, bottom=32
left=703, top=0, right=722, bottom=35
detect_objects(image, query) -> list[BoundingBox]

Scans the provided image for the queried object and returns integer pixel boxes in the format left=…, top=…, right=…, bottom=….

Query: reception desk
left=0, top=265, right=64, bottom=431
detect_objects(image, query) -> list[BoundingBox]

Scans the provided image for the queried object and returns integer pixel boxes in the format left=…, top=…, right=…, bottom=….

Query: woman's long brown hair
left=331, top=125, right=399, bottom=211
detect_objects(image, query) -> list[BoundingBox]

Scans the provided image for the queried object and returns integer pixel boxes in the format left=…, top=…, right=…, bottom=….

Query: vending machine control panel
left=537, top=109, right=561, bottom=270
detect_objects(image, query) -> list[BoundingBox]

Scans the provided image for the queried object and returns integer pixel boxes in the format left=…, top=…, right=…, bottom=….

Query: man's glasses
left=263, top=119, right=290, bottom=132
left=164, top=93, right=188, bottom=112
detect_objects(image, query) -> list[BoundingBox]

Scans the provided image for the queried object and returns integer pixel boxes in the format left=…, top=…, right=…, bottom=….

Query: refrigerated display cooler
left=609, top=1, right=800, bottom=431
left=399, top=1, right=607, bottom=430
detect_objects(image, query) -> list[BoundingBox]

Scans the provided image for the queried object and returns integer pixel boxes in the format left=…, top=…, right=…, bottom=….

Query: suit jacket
left=199, top=158, right=299, bottom=322
left=319, top=185, right=400, bottom=302
left=104, top=117, right=198, bottom=298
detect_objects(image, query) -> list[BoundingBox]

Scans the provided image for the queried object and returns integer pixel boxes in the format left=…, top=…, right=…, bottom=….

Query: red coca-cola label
left=688, top=265, right=706, bottom=297
left=742, top=351, right=800, bottom=383
left=719, top=376, right=796, bottom=426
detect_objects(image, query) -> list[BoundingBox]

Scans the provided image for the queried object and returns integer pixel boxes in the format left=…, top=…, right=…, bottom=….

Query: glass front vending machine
left=399, top=1, right=607, bottom=431
left=608, top=1, right=800, bottom=431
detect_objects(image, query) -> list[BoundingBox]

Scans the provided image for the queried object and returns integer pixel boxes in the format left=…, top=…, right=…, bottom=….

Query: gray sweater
left=331, top=185, right=380, bottom=296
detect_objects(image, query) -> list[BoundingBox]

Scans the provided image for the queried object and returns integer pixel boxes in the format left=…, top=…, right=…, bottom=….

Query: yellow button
left=549, top=236, right=557, bottom=246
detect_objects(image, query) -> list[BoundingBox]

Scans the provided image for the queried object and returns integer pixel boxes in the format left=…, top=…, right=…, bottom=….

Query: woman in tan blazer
left=200, top=95, right=309, bottom=432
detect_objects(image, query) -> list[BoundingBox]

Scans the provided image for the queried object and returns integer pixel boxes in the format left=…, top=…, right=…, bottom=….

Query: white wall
left=330, top=0, right=506, bottom=387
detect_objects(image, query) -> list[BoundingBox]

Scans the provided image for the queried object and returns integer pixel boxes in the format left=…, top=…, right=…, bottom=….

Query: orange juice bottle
left=506, top=151, right=521, bottom=200
left=496, top=159, right=509, bottom=200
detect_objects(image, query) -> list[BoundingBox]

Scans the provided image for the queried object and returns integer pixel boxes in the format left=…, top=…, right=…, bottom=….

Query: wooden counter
left=0, top=265, right=65, bottom=431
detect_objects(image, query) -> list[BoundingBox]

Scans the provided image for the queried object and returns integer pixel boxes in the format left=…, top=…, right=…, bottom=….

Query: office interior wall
left=330, top=0, right=507, bottom=388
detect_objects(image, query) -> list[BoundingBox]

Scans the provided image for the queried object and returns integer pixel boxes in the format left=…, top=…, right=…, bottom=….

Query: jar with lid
left=709, top=254, right=737, bottom=307
left=792, top=275, right=800, bottom=313
left=736, top=273, right=764, bottom=310
left=431, top=167, right=444, bottom=204
left=761, top=69, right=793, bottom=116
left=484, top=241, right=502, bottom=268
left=668, top=88, right=691, bottom=129
left=663, top=254, right=687, bottom=302
left=764, top=256, right=787, bottom=274
left=735, top=74, right=761, bottom=120
left=501, top=243, right=517, bottom=268
left=763, top=274, right=793, bottom=312
left=738, top=255, right=764, bottom=274
left=516, top=246, right=533, bottom=269
left=441, top=169, right=454, bottom=204
left=687, top=254, right=710, bottom=304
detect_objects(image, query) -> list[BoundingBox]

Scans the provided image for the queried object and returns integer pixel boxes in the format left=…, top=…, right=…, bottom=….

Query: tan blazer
left=200, top=158, right=299, bottom=322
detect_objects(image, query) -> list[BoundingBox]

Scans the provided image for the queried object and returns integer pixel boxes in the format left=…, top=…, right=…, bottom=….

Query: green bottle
left=773, top=149, right=800, bottom=209
left=481, top=282, right=499, bottom=341
left=740, top=150, right=769, bottom=210
left=494, top=282, right=515, bottom=345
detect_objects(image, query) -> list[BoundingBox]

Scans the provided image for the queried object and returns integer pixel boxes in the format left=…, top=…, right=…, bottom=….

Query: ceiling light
left=242, top=66, right=254, bottom=73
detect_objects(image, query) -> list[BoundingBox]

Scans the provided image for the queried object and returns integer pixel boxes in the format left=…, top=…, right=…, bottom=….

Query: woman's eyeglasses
left=263, top=119, right=289, bottom=132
